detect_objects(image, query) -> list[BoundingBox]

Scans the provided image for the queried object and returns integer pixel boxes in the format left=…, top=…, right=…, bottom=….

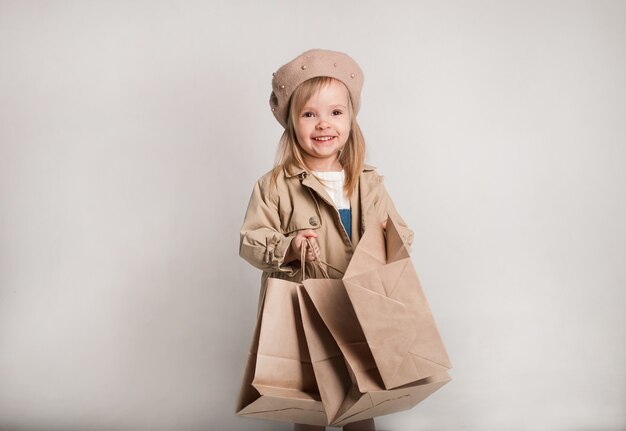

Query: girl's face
left=295, top=79, right=351, bottom=171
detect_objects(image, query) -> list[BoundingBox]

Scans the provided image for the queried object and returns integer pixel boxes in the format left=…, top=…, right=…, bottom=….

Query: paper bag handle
left=300, top=238, right=345, bottom=280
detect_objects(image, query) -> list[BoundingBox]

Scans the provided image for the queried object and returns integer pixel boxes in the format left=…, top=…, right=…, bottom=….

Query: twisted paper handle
left=300, top=238, right=344, bottom=280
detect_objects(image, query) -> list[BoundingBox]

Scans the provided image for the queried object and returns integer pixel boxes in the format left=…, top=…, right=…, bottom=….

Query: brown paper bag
left=341, top=215, right=452, bottom=389
left=236, top=277, right=328, bottom=426
left=298, top=279, right=450, bottom=426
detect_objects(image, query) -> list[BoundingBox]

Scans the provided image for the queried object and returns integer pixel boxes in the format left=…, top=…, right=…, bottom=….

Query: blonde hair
left=271, top=77, right=366, bottom=198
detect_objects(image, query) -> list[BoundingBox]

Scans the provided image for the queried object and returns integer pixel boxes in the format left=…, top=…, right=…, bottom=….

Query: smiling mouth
left=313, top=136, right=336, bottom=142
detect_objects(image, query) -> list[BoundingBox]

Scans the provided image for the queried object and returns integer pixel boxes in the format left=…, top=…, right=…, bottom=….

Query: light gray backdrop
left=1, top=1, right=624, bottom=430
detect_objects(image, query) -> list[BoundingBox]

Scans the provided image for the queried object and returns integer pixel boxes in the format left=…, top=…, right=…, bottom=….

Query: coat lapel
left=301, top=174, right=336, bottom=209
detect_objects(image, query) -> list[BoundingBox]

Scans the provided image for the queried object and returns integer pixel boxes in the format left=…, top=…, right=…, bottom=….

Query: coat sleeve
left=239, top=177, right=297, bottom=275
left=373, top=175, right=415, bottom=248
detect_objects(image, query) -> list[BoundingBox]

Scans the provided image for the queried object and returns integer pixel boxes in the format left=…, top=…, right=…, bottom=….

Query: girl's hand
left=286, top=229, right=319, bottom=263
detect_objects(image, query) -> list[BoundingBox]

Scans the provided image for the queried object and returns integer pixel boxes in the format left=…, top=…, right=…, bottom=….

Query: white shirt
left=313, top=170, right=350, bottom=210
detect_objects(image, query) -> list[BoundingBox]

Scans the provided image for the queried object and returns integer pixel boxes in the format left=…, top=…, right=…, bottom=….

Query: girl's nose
left=316, top=119, right=330, bottom=129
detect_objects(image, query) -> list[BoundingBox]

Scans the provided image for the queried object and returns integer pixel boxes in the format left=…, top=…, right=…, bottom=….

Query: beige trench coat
left=239, top=164, right=413, bottom=303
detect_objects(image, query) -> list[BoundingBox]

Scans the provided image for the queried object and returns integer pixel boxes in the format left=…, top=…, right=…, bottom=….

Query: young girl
left=239, top=49, right=413, bottom=431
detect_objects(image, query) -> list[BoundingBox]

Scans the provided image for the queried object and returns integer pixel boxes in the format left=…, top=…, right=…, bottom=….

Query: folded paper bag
left=297, top=283, right=450, bottom=426
left=300, top=277, right=382, bottom=394
left=342, top=215, right=452, bottom=389
left=236, top=277, right=328, bottom=426
left=296, top=279, right=351, bottom=424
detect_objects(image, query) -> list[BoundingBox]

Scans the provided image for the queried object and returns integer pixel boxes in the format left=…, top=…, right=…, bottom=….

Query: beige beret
left=270, top=49, right=364, bottom=128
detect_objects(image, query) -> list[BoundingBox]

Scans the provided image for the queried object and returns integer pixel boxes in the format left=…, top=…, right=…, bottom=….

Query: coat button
left=309, top=217, right=319, bottom=227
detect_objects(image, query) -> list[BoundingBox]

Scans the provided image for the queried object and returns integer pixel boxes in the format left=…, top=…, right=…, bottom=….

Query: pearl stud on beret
left=270, top=49, right=364, bottom=128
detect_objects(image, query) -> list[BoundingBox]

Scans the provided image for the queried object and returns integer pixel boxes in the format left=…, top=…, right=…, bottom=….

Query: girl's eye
left=302, top=112, right=315, bottom=118
left=332, top=110, right=343, bottom=116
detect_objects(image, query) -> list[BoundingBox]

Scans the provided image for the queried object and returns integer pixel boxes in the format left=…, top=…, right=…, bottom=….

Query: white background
left=1, top=1, right=625, bottom=430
